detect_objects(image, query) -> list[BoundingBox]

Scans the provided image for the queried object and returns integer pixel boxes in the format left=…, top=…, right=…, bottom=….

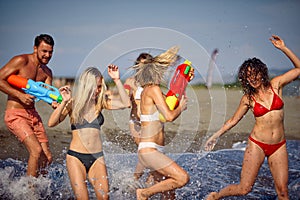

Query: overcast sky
left=0, top=0, right=299, bottom=83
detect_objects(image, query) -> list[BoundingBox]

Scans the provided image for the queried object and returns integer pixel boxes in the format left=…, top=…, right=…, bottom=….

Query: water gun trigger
left=37, top=82, right=58, bottom=91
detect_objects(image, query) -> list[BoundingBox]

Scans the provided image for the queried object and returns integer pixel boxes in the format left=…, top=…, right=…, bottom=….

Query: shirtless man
left=0, top=34, right=55, bottom=177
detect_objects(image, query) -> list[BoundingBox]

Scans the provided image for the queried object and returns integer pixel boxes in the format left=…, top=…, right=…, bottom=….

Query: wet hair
left=34, top=34, right=54, bottom=47
left=71, top=67, right=107, bottom=124
left=238, top=57, right=270, bottom=98
left=132, top=46, right=179, bottom=86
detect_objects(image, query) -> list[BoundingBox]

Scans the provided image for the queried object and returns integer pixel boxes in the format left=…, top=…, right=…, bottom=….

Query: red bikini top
left=252, top=87, right=284, bottom=117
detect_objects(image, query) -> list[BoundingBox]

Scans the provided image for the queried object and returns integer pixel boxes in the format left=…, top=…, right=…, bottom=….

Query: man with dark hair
left=0, top=34, right=55, bottom=177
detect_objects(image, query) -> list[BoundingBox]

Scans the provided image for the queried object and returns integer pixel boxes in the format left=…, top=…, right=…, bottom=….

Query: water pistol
left=7, top=75, right=63, bottom=104
left=159, top=60, right=194, bottom=122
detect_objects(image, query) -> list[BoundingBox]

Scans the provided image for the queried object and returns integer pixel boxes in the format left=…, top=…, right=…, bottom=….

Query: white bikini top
left=140, top=111, right=160, bottom=121
left=134, top=86, right=143, bottom=100
left=137, top=86, right=160, bottom=122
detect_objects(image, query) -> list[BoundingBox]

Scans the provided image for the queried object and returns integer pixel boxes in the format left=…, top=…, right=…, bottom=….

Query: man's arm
left=0, top=56, right=35, bottom=105
left=0, top=56, right=29, bottom=96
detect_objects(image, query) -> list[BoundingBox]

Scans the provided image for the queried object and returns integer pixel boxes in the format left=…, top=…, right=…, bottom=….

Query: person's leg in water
left=134, top=161, right=145, bottom=180
left=268, top=144, right=289, bottom=200
left=129, top=121, right=147, bottom=181
left=39, top=142, right=52, bottom=175
left=5, top=109, right=49, bottom=177
left=136, top=149, right=189, bottom=200
left=148, top=170, right=176, bottom=199
left=34, top=121, right=52, bottom=176
left=66, top=154, right=89, bottom=199
left=23, top=135, right=43, bottom=177
left=88, top=157, right=109, bottom=200
left=206, top=139, right=265, bottom=199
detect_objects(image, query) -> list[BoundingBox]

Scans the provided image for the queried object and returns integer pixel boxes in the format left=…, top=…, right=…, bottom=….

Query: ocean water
left=0, top=140, right=299, bottom=200
left=282, top=80, right=300, bottom=97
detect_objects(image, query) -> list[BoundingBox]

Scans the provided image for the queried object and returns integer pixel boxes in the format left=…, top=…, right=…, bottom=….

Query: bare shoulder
left=0, top=54, right=30, bottom=77
left=143, top=85, right=162, bottom=98
left=41, top=65, right=53, bottom=77
left=8, top=54, right=30, bottom=68
left=270, top=77, right=281, bottom=89
left=270, top=68, right=300, bottom=89
left=144, top=84, right=160, bottom=92
left=240, top=94, right=250, bottom=106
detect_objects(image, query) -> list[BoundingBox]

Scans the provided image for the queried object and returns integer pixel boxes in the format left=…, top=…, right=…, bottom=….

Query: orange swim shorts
left=4, top=108, right=48, bottom=143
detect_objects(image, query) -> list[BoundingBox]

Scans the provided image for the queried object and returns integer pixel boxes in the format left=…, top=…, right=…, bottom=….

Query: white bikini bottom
left=138, top=142, right=164, bottom=153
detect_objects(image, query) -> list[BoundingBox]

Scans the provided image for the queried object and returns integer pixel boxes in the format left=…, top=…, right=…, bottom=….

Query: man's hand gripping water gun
left=7, top=75, right=63, bottom=104
left=159, top=60, right=194, bottom=122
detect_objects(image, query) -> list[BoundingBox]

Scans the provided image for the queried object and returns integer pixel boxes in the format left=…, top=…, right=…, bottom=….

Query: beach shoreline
left=1, top=87, right=299, bottom=162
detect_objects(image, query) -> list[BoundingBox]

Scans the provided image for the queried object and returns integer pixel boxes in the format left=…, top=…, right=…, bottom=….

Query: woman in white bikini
left=205, top=35, right=300, bottom=200
left=133, top=47, right=190, bottom=200
left=124, top=53, right=154, bottom=180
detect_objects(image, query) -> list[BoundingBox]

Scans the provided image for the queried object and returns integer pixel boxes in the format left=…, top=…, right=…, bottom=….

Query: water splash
left=0, top=140, right=299, bottom=199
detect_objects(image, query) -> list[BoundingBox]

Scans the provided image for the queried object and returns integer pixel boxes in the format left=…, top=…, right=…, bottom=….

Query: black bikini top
left=71, top=112, right=104, bottom=130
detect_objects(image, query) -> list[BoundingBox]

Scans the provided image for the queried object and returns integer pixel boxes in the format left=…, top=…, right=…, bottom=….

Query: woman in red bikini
left=205, top=35, right=300, bottom=200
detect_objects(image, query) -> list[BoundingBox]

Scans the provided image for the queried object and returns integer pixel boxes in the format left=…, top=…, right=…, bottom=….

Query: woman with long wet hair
left=205, top=35, right=300, bottom=199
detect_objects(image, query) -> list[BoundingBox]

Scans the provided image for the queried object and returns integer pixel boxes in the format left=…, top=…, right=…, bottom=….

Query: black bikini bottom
left=67, top=149, right=104, bottom=173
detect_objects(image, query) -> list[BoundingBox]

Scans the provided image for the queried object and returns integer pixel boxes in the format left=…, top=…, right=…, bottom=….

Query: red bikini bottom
left=248, top=136, right=286, bottom=157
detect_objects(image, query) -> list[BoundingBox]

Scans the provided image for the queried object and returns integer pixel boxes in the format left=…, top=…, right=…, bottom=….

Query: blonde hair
left=132, top=46, right=179, bottom=86
left=71, top=67, right=107, bottom=124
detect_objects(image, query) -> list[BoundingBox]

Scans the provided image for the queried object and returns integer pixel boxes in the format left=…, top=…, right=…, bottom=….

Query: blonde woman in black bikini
left=205, top=35, right=300, bottom=200
left=133, top=47, right=190, bottom=200
left=48, top=65, right=130, bottom=199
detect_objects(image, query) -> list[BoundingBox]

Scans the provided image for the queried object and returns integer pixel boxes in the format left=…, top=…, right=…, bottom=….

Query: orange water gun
left=159, top=60, right=194, bottom=122
left=7, top=75, right=62, bottom=104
